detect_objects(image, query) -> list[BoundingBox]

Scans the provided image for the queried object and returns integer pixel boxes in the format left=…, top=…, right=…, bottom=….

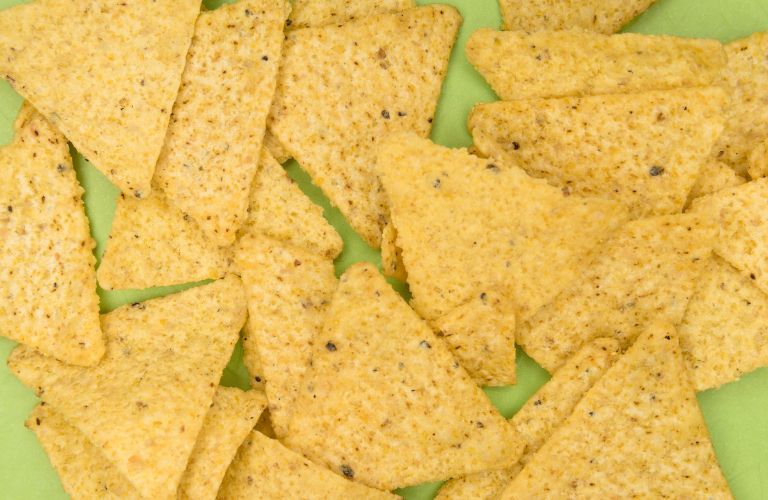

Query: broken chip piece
left=499, top=0, right=658, bottom=33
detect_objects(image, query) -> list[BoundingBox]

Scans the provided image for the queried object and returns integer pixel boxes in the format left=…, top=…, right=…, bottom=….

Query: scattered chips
left=8, top=276, right=246, bottom=500
left=502, top=323, right=731, bottom=498
left=288, top=0, right=414, bottom=29
left=377, top=133, right=629, bottom=325
left=0, top=0, right=200, bottom=196
left=179, top=387, right=267, bottom=500
left=470, top=87, right=727, bottom=219
left=269, top=6, right=461, bottom=247
left=218, top=431, right=397, bottom=499
left=97, top=193, right=228, bottom=290
left=234, top=233, right=337, bottom=437
left=381, top=221, right=407, bottom=281
left=285, top=263, right=526, bottom=490
left=687, top=159, right=746, bottom=206
left=466, top=29, right=725, bottom=101
left=0, top=104, right=102, bottom=366
left=519, top=214, right=716, bottom=372
left=499, top=0, right=658, bottom=33
left=748, top=139, right=768, bottom=180
left=152, top=0, right=289, bottom=247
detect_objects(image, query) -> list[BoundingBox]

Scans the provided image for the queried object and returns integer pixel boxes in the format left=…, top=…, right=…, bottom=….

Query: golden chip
left=499, top=0, right=658, bottom=33
left=288, top=0, right=414, bottom=29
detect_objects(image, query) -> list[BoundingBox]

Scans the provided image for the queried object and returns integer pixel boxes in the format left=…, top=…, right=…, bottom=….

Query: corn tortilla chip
left=519, top=214, right=716, bottom=372
left=153, top=1, right=290, bottom=247
left=8, top=276, right=247, bottom=500
left=0, top=0, right=200, bottom=196
left=285, top=263, right=526, bottom=490
left=269, top=6, right=461, bottom=247
left=470, top=87, right=727, bottom=219
left=436, top=468, right=522, bottom=500
left=253, top=409, right=276, bottom=439
left=502, top=323, right=731, bottom=498
left=179, top=387, right=267, bottom=500
left=218, top=431, right=397, bottom=499
left=97, top=193, right=228, bottom=290
left=381, top=221, right=407, bottom=281
left=748, top=139, right=768, bottom=180
left=288, top=0, right=414, bottom=29
left=241, top=318, right=266, bottom=391
left=688, top=159, right=746, bottom=206
left=467, top=29, right=725, bottom=101
left=263, top=130, right=291, bottom=164
left=499, top=0, right=658, bottom=33
left=234, top=234, right=337, bottom=438
left=0, top=104, right=102, bottom=366
left=377, top=133, right=629, bottom=325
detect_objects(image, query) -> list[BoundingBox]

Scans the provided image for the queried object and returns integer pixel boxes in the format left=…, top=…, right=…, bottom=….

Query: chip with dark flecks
left=287, top=0, right=414, bottom=29
left=498, top=0, right=658, bottom=33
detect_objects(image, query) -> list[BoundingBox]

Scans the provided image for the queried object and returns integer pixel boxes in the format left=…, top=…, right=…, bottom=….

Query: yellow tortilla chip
left=263, top=130, right=291, bottom=164
left=242, top=150, right=342, bottom=259
left=253, top=409, right=277, bottom=439
left=519, top=214, right=716, bottom=372
left=288, top=0, right=414, bottom=29
left=499, top=0, right=658, bottom=33
left=179, top=387, right=267, bottom=500
left=687, top=159, right=746, bottom=206
left=241, top=318, right=266, bottom=391
left=470, top=87, right=727, bottom=219
left=502, top=323, right=731, bottom=498
left=376, top=133, right=629, bottom=325
left=0, top=104, right=102, bottom=366
left=0, top=0, right=200, bottom=196
left=436, top=468, right=522, bottom=500
left=714, top=32, right=768, bottom=175
left=432, top=289, right=517, bottom=386
left=8, top=276, right=247, bottom=500
left=269, top=6, right=461, bottom=247
left=748, top=138, right=768, bottom=180
left=234, top=233, right=337, bottom=437
left=97, top=193, right=228, bottom=290
left=285, top=263, right=526, bottom=490
left=218, top=431, right=397, bottom=499
left=26, top=405, right=140, bottom=500
left=467, top=29, right=725, bottom=101
left=153, top=1, right=290, bottom=247
left=381, top=221, right=407, bottom=281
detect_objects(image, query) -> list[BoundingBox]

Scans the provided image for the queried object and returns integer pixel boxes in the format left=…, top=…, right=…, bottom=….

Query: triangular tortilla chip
left=437, top=338, right=620, bottom=500
left=467, top=29, right=726, bottom=101
left=519, top=214, right=716, bottom=372
left=179, top=387, right=267, bottom=500
left=288, top=0, right=414, bottom=29
left=748, top=138, right=768, bottom=180
left=0, top=104, right=102, bottom=366
left=687, top=159, right=745, bottom=207
left=502, top=323, right=731, bottom=498
left=679, top=257, right=768, bottom=391
left=269, top=6, right=461, bottom=247
left=284, top=263, right=526, bottom=490
left=153, top=1, right=290, bottom=247
left=0, top=0, right=200, bottom=196
left=26, top=405, right=141, bottom=500
left=499, top=0, right=657, bottom=33
left=218, top=431, right=397, bottom=499
left=234, top=234, right=337, bottom=437
left=470, top=87, right=727, bottom=219
left=714, top=33, right=768, bottom=174
left=376, top=133, right=629, bottom=325
left=8, top=276, right=247, bottom=500
left=242, top=150, right=342, bottom=259
left=97, top=193, right=228, bottom=290
left=381, top=220, right=407, bottom=281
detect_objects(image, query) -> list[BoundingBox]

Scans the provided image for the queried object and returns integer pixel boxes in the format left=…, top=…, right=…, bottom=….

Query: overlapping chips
left=687, top=159, right=745, bottom=205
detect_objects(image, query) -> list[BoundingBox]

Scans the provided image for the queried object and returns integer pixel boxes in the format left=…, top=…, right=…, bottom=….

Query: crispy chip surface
left=748, top=138, right=768, bottom=180
left=288, top=0, right=413, bottom=29
left=688, top=159, right=746, bottom=206
left=499, top=0, right=658, bottom=33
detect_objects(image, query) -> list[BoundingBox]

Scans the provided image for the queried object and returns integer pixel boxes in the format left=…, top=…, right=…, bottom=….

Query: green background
left=1, top=0, right=768, bottom=498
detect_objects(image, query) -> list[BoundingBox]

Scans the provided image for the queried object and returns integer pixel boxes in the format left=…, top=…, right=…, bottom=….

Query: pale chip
left=499, top=0, right=658, bottom=33
left=687, top=159, right=746, bottom=206
left=748, top=138, right=768, bottom=180
left=288, top=0, right=414, bottom=29
left=381, top=220, right=407, bottom=281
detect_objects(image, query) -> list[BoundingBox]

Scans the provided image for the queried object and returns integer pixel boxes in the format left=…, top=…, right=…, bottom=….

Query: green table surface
left=1, top=0, right=768, bottom=499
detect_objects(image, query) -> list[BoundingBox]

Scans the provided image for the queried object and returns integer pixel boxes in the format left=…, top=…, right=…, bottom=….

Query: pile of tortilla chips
left=2, top=0, right=767, bottom=498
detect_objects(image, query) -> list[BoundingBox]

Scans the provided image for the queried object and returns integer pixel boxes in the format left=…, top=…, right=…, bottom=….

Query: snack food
left=499, top=0, right=658, bottom=33
left=687, top=159, right=746, bottom=205
left=288, top=0, right=414, bottom=29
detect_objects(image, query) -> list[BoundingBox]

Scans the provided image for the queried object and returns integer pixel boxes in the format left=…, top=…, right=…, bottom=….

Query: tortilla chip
left=0, top=0, right=200, bottom=196
left=26, top=405, right=140, bottom=500
left=714, top=32, right=768, bottom=175
left=269, top=6, right=461, bottom=247
left=748, top=138, right=768, bottom=180
left=431, top=289, right=517, bottom=386
left=0, top=104, right=102, bottom=366
left=687, top=159, right=746, bottom=206
left=263, top=131, right=291, bottom=164
left=253, top=409, right=276, bottom=439
left=97, top=193, right=228, bottom=290
left=242, top=150, right=342, bottom=259
left=179, top=387, right=267, bottom=500
left=288, top=0, right=414, bottom=29
left=437, top=338, right=620, bottom=500
left=502, top=323, right=731, bottom=498
left=8, top=276, right=247, bottom=500
left=470, top=87, right=727, bottom=219
left=377, top=133, right=629, bottom=325
left=285, top=263, right=526, bottom=490
left=234, top=234, right=337, bottom=437
left=218, top=431, right=397, bottom=499
left=689, top=179, right=768, bottom=296
left=467, top=29, right=725, bottom=101
left=499, top=0, right=658, bottom=33
left=153, top=1, right=290, bottom=247
left=519, top=214, right=716, bottom=372
left=381, top=221, right=407, bottom=281
left=241, top=318, right=266, bottom=391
